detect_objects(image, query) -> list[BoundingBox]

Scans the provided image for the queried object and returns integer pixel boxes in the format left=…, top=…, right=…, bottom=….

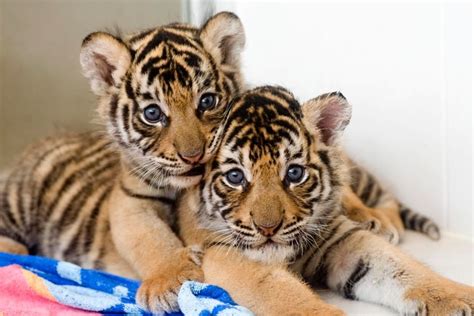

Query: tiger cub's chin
left=242, top=243, right=295, bottom=264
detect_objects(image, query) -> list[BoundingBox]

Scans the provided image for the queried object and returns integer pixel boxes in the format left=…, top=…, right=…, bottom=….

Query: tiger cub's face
left=198, top=86, right=352, bottom=263
left=80, top=13, right=245, bottom=188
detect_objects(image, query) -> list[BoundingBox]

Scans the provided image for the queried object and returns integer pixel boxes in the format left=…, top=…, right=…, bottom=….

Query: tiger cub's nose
left=179, top=149, right=203, bottom=165
left=254, top=219, right=283, bottom=237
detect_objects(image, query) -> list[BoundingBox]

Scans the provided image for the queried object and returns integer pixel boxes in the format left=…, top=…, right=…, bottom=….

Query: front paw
left=136, top=246, right=204, bottom=314
left=405, top=280, right=474, bottom=316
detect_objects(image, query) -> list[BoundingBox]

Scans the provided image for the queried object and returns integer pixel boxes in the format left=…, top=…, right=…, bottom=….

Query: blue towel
left=0, top=252, right=253, bottom=315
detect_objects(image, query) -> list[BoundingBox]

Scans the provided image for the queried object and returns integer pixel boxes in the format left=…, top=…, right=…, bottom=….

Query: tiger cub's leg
left=342, top=186, right=403, bottom=244
left=346, top=160, right=440, bottom=243
left=316, top=218, right=473, bottom=315
left=108, top=177, right=203, bottom=314
left=202, top=246, right=345, bottom=316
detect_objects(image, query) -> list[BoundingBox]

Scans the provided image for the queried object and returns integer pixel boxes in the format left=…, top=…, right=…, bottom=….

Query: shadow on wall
left=0, top=0, right=183, bottom=169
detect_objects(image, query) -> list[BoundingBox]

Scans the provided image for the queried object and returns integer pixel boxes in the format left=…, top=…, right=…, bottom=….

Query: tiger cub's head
left=80, top=12, right=245, bottom=188
left=198, top=86, right=351, bottom=263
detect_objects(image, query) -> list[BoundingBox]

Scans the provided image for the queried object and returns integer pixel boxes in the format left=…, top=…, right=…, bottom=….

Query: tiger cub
left=178, top=86, right=473, bottom=315
left=0, top=12, right=245, bottom=313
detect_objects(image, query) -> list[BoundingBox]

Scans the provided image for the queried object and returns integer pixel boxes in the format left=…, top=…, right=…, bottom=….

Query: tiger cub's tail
left=399, top=204, right=440, bottom=240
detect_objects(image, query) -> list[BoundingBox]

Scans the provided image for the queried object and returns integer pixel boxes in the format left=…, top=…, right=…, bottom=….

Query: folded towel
left=0, top=253, right=253, bottom=316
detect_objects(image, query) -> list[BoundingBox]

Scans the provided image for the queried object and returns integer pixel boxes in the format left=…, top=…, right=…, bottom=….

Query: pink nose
left=254, top=220, right=283, bottom=237
left=179, top=150, right=203, bottom=164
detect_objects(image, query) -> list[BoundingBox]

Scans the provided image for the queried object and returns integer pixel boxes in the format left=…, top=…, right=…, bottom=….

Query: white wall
left=214, top=1, right=473, bottom=239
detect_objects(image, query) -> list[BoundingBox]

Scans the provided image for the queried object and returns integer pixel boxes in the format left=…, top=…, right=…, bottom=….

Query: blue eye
left=198, top=93, right=218, bottom=111
left=143, top=104, right=162, bottom=123
left=225, top=168, right=245, bottom=186
left=286, top=165, right=305, bottom=183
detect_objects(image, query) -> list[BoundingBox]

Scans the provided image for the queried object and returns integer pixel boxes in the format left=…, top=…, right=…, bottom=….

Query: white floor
left=317, top=231, right=474, bottom=315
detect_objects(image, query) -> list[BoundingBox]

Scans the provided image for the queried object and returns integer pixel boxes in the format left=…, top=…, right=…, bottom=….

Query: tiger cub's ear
left=302, top=92, right=352, bottom=146
left=80, top=32, right=132, bottom=96
left=200, top=12, right=245, bottom=70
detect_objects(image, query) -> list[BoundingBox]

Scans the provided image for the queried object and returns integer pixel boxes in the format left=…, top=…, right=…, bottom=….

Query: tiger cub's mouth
left=180, top=164, right=205, bottom=177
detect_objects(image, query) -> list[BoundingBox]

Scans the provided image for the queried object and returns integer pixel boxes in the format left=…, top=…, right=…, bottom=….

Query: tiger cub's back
left=0, top=131, right=119, bottom=267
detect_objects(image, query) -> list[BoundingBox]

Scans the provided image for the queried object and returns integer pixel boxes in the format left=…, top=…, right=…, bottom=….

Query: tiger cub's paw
left=136, top=246, right=204, bottom=314
left=348, top=207, right=402, bottom=244
left=405, top=280, right=474, bottom=316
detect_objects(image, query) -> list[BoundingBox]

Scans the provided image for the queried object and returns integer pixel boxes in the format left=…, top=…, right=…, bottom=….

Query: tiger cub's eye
left=225, top=168, right=245, bottom=186
left=198, top=93, right=218, bottom=111
left=286, top=165, right=305, bottom=183
left=143, top=104, right=163, bottom=124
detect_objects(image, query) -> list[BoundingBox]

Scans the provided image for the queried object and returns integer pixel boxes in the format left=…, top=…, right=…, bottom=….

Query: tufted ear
left=80, top=32, right=131, bottom=96
left=200, top=12, right=245, bottom=70
left=301, top=92, right=352, bottom=146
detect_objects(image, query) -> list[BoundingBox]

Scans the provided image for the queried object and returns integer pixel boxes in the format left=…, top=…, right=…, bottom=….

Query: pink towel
left=0, top=265, right=97, bottom=315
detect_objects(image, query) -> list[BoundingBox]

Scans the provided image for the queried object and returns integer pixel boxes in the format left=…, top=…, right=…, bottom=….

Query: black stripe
left=213, top=185, right=227, bottom=199
left=28, top=137, right=84, bottom=218
left=342, top=259, right=370, bottom=299
left=128, top=28, right=156, bottom=45
left=59, top=176, right=106, bottom=230
left=109, top=95, right=119, bottom=130
left=359, top=175, right=375, bottom=203
left=368, top=186, right=382, bottom=207
left=122, top=104, right=130, bottom=135
left=220, top=207, right=233, bottom=219
left=63, top=180, right=113, bottom=259
left=147, top=66, right=162, bottom=85
left=400, top=206, right=411, bottom=227
left=417, top=217, right=429, bottom=231
left=408, top=213, right=419, bottom=230
left=183, top=51, right=203, bottom=69
left=300, top=221, right=344, bottom=275
left=0, top=175, right=21, bottom=228
left=92, top=221, right=110, bottom=270
left=44, top=150, right=116, bottom=218
left=30, top=138, right=88, bottom=233
left=140, top=56, right=162, bottom=75
left=48, top=160, right=116, bottom=254
left=80, top=186, right=112, bottom=254
left=35, top=154, right=76, bottom=215
left=350, top=166, right=362, bottom=193
left=223, top=71, right=239, bottom=93
left=317, top=150, right=331, bottom=170
left=167, top=24, right=197, bottom=33
left=16, top=168, right=29, bottom=229
left=312, top=226, right=363, bottom=285
left=52, top=184, right=94, bottom=254
left=273, top=119, right=299, bottom=136
left=120, top=182, right=174, bottom=206
left=175, top=62, right=192, bottom=87
left=136, top=30, right=197, bottom=64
